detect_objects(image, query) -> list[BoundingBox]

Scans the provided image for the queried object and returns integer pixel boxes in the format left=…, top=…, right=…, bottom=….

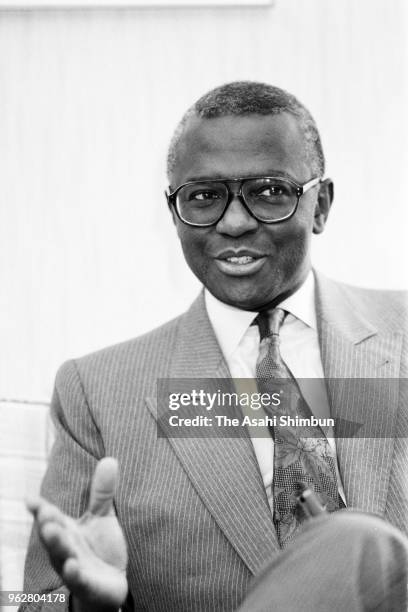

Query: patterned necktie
left=255, top=308, right=340, bottom=548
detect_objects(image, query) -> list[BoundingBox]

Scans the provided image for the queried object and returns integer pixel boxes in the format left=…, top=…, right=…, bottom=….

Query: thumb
left=88, top=457, right=118, bottom=516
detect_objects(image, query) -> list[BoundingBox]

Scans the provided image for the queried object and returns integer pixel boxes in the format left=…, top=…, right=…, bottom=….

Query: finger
left=27, top=496, right=69, bottom=530
left=61, top=557, right=81, bottom=587
left=63, top=557, right=128, bottom=609
left=40, top=522, right=78, bottom=572
left=26, top=496, right=43, bottom=517
left=35, top=500, right=70, bottom=529
left=62, top=559, right=104, bottom=608
left=88, top=457, right=118, bottom=517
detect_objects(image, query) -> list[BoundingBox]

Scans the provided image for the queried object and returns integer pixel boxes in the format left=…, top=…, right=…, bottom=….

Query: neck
left=256, top=272, right=309, bottom=313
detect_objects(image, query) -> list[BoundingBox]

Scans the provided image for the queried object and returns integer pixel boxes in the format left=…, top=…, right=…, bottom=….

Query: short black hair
left=167, top=81, right=325, bottom=181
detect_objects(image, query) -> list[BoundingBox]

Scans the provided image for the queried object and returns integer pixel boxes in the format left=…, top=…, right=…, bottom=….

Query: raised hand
left=27, top=457, right=128, bottom=612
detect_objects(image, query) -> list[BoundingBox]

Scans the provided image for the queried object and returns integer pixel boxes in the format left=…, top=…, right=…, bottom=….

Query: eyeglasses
left=166, top=175, right=321, bottom=227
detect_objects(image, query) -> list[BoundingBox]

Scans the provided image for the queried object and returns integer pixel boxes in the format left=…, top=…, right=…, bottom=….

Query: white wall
left=0, top=0, right=407, bottom=402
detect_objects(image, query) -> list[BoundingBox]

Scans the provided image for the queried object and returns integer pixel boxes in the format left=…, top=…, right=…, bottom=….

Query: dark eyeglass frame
left=165, top=175, right=321, bottom=227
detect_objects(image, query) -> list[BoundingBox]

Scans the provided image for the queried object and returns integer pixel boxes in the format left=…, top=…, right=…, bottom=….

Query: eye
left=248, top=181, right=293, bottom=202
left=258, top=185, right=285, bottom=197
left=189, top=190, right=221, bottom=202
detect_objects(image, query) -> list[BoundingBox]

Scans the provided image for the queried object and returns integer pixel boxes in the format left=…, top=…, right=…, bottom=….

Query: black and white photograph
left=0, top=1, right=407, bottom=610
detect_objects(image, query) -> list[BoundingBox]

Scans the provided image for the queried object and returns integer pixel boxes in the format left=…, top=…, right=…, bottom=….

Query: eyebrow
left=183, top=170, right=296, bottom=183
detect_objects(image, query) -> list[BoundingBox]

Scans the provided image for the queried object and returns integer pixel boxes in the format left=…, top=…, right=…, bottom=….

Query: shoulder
left=336, top=280, right=406, bottom=313
left=314, top=271, right=408, bottom=332
left=55, top=312, right=185, bottom=391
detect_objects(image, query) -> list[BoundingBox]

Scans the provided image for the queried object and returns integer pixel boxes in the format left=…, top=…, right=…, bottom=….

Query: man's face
left=170, top=113, right=331, bottom=310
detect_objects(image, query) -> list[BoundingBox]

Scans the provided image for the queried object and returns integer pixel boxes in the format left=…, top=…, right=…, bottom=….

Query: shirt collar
left=205, top=270, right=316, bottom=361
left=279, top=270, right=317, bottom=330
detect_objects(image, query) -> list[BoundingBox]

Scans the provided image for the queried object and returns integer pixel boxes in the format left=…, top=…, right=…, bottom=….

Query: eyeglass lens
left=176, top=178, right=298, bottom=225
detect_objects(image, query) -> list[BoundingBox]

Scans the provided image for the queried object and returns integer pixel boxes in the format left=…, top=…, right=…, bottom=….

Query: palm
left=28, top=458, right=128, bottom=612
left=78, top=512, right=127, bottom=570
left=68, top=511, right=128, bottom=608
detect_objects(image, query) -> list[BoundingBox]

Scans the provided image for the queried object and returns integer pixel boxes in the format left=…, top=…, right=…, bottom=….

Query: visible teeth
left=227, top=256, right=255, bottom=264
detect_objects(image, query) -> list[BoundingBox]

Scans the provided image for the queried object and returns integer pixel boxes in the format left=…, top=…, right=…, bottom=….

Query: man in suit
left=22, top=82, right=408, bottom=611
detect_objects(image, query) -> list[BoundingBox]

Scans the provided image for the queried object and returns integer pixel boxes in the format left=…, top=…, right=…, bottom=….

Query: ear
left=313, top=178, right=334, bottom=234
left=165, top=190, right=178, bottom=226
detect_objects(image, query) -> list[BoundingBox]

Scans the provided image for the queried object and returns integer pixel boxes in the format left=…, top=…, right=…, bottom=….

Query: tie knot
left=254, top=308, right=286, bottom=340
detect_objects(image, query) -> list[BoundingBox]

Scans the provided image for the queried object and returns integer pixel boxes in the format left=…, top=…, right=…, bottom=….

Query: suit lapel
left=315, top=272, right=402, bottom=515
left=146, top=293, right=279, bottom=576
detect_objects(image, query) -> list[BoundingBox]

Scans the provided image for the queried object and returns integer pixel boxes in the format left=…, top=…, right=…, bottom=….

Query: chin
left=199, top=264, right=297, bottom=310
left=211, top=286, right=274, bottom=311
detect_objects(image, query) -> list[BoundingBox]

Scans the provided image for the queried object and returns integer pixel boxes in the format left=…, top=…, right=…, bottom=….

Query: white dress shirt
left=205, top=271, right=346, bottom=512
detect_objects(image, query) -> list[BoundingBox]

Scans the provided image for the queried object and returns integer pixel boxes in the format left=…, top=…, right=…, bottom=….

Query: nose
left=215, top=193, right=259, bottom=236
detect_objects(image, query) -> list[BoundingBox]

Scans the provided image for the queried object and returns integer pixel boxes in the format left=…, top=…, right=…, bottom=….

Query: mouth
left=214, top=251, right=267, bottom=276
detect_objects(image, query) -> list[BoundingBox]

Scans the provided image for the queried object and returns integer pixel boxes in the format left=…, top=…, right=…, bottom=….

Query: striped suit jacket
left=23, top=272, right=408, bottom=611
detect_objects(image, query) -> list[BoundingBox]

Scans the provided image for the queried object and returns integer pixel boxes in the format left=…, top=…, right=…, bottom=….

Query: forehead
left=172, top=112, right=310, bottom=185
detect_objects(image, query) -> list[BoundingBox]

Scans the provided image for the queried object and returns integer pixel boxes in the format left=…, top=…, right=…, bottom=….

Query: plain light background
left=0, top=0, right=407, bottom=402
